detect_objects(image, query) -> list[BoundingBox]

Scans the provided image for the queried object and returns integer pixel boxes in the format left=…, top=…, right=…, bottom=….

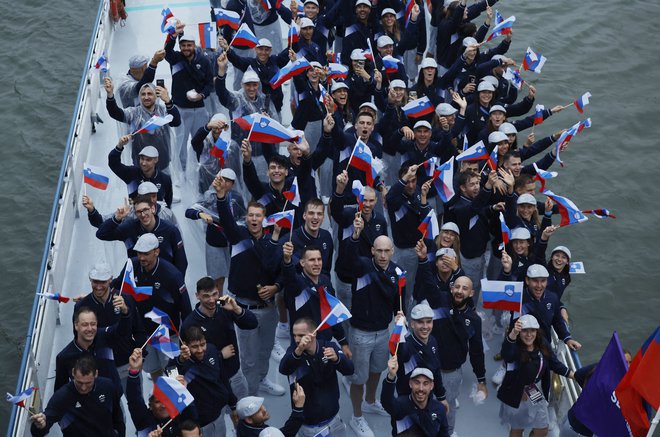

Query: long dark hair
left=516, top=326, right=551, bottom=363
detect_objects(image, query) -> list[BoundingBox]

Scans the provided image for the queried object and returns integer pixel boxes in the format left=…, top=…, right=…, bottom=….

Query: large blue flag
left=572, top=332, right=632, bottom=437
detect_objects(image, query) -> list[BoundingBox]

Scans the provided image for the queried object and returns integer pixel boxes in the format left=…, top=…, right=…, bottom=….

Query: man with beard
left=235, top=385, right=306, bottom=436
left=431, top=276, right=487, bottom=436
left=117, top=50, right=166, bottom=108
left=381, top=359, right=450, bottom=437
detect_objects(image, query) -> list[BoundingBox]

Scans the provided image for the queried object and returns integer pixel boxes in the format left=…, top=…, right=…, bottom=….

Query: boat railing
left=6, top=0, right=109, bottom=435
left=548, top=328, right=583, bottom=429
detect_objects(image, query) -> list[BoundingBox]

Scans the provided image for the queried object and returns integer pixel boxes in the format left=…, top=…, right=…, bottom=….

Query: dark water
left=1, top=0, right=659, bottom=429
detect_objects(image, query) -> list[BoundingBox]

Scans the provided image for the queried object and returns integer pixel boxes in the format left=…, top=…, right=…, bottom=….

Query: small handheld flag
left=542, top=190, right=588, bottom=226
left=418, top=209, right=439, bottom=240
left=231, top=23, right=259, bottom=49
left=432, top=157, right=455, bottom=203
left=480, top=279, right=523, bottom=312
left=581, top=209, right=616, bottom=219
left=522, top=47, right=547, bottom=74
left=574, top=92, right=591, bottom=113
left=6, top=387, right=38, bottom=408
left=269, top=57, right=311, bottom=88
left=134, top=114, right=174, bottom=135
left=197, top=22, right=216, bottom=49
left=569, top=262, right=586, bottom=274
left=534, top=105, right=545, bottom=126
left=382, top=56, right=400, bottom=75
left=83, top=164, right=110, bottom=190
left=532, top=163, right=558, bottom=193
left=499, top=212, right=511, bottom=249
left=161, top=8, right=177, bottom=35
left=210, top=130, right=230, bottom=166
left=348, top=139, right=382, bottom=187
left=487, top=15, right=515, bottom=41
left=317, top=287, right=352, bottom=331
left=213, top=8, right=241, bottom=30
left=95, top=51, right=109, bottom=72
left=121, top=259, right=153, bottom=302
left=389, top=317, right=408, bottom=355
left=327, top=63, right=349, bottom=81
left=352, top=180, right=365, bottom=210
left=145, top=307, right=178, bottom=334
left=37, top=292, right=70, bottom=303
left=288, top=22, right=299, bottom=45
left=149, top=325, right=181, bottom=358
left=153, top=376, right=194, bottom=418
left=263, top=210, right=295, bottom=229
left=283, top=176, right=301, bottom=207
left=233, top=113, right=258, bottom=131
left=502, top=67, right=524, bottom=90
left=456, top=140, right=489, bottom=162
left=248, top=114, right=300, bottom=144
left=395, top=266, right=406, bottom=297
left=402, top=96, right=434, bottom=118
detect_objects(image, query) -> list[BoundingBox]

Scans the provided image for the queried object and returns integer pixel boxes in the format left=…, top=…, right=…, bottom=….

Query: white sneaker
left=492, top=365, right=506, bottom=385
left=361, top=400, right=389, bottom=417
left=259, top=378, right=286, bottom=396
left=276, top=322, right=290, bottom=339
left=270, top=343, right=286, bottom=362
left=349, top=416, right=375, bottom=437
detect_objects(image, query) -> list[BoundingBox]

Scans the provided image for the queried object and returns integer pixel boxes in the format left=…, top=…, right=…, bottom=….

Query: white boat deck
left=10, top=0, right=578, bottom=435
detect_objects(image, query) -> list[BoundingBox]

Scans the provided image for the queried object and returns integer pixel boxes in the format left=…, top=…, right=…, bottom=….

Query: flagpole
left=162, top=418, right=174, bottom=429
left=141, top=324, right=164, bottom=350
left=289, top=215, right=294, bottom=242
left=247, top=117, right=257, bottom=143
left=312, top=310, right=333, bottom=335
left=344, top=143, right=358, bottom=172
left=282, top=199, right=288, bottom=212
left=646, top=409, right=660, bottom=437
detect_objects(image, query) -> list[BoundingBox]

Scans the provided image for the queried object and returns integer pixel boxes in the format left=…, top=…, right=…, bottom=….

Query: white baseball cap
left=377, top=35, right=395, bottom=48
left=139, top=146, right=159, bottom=158
left=256, top=38, right=272, bottom=48
left=435, top=103, right=457, bottom=116
left=300, top=17, right=315, bottom=28
left=413, top=120, right=432, bottom=130
left=519, top=314, right=540, bottom=329
left=420, top=57, right=438, bottom=69
left=517, top=193, right=537, bottom=205
left=488, top=131, right=508, bottom=144
left=134, top=233, right=159, bottom=252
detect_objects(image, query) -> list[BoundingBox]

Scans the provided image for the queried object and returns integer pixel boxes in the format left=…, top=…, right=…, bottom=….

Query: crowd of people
left=29, top=0, right=600, bottom=436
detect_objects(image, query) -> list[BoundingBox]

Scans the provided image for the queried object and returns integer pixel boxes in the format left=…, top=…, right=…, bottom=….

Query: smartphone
left=156, top=79, right=165, bottom=88
left=468, top=75, right=476, bottom=84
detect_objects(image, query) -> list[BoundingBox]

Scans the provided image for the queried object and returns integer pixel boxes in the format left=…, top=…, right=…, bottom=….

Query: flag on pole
left=574, top=92, right=592, bottom=113
left=522, top=47, right=547, bottom=74
left=283, top=177, right=301, bottom=207
left=418, top=209, right=439, bottom=240
left=327, top=63, right=349, bottom=80
left=248, top=114, right=300, bottom=144
left=234, top=113, right=258, bottom=131
left=213, top=8, right=241, bottom=30
left=263, top=209, right=295, bottom=229
left=462, top=135, right=469, bottom=152
left=487, top=146, right=498, bottom=171
left=532, top=163, right=558, bottom=193
left=153, top=376, right=194, bottom=418
left=432, top=157, right=455, bottom=203
left=270, top=57, right=312, bottom=88
left=288, top=22, right=299, bottom=44
left=541, top=190, right=588, bottom=226
left=121, top=260, right=153, bottom=302
left=83, top=163, right=110, bottom=190
left=456, top=140, right=489, bottom=162
left=6, top=387, right=38, bottom=408
left=145, top=307, right=178, bottom=334
left=382, top=55, right=400, bottom=75
left=395, top=266, right=406, bottom=298
left=490, top=10, right=511, bottom=40
left=480, top=280, right=523, bottom=312
left=352, top=180, right=365, bottom=210
left=502, top=67, right=524, bottom=90
left=573, top=332, right=633, bottom=437
left=581, top=208, right=616, bottom=219
left=402, top=96, right=434, bottom=118
left=210, top=130, right=230, bottom=166
left=149, top=325, right=181, bottom=358
left=197, top=22, right=216, bottom=49
left=37, top=292, right=70, bottom=303
left=318, top=287, right=352, bottom=330
left=499, top=212, right=511, bottom=248
left=135, top=114, right=174, bottom=134
left=231, top=23, right=259, bottom=48
left=389, top=317, right=408, bottom=355
left=487, top=15, right=515, bottom=41
left=534, top=105, right=545, bottom=125
left=348, top=139, right=382, bottom=186
left=403, top=0, right=415, bottom=26
left=161, top=8, right=177, bottom=35
left=630, top=326, right=660, bottom=410
left=95, top=51, right=109, bottom=72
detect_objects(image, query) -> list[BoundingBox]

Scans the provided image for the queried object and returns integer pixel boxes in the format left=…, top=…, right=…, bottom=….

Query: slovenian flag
left=395, top=266, right=406, bottom=297
left=248, top=114, right=300, bottom=144
left=577, top=117, right=592, bottom=134
left=327, top=63, right=348, bottom=80
left=269, top=57, right=311, bottom=88
left=161, top=8, right=177, bottom=35
left=499, top=212, right=511, bottom=249
left=149, top=325, right=181, bottom=358
left=403, top=0, right=415, bottom=26
left=462, top=135, right=469, bottom=152
left=6, top=387, right=38, bottom=408
left=382, top=55, right=400, bottom=75
left=432, top=157, right=455, bottom=203
left=37, top=292, right=70, bottom=303
left=197, top=22, right=216, bottom=49
left=213, top=8, right=240, bottom=30
left=418, top=209, right=439, bottom=239
left=121, top=259, right=153, bottom=302
left=534, top=104, right=545, bottom=125
left=329, top=52, right=341, bottom=63
left=288, top=22, right=299, bottom=44
left=503, top=67, right=524, bottom=90
left=153, top=376, right=194, bottom=418
left=135, top=114, right=174, bottom=134
left=211, top=130, right=230, bottom=167
left=581, top=209, right=616, bottom=219
left=487, top=146, right=498, bottom=171
left=283, top=176, right=301, bottom=207
left=402, top=96, right=434, bottom=118
left=145, top=307, right=178, bottom=334
left=389, top=317, right=408, bottom=355
left=83, top=163, right=110, bottom=190
left=95, top=51, right=109, bottom=72
left=523, top=47, right=547, bottom=74
left=263, top=209, right=295, bottom=229
left=481, top=279, right=523, bottom=312
left=574, top=92, right=591, bottom=113
left=318, top=286, right=352, bottom=330
left=456, top=140, right=489, bottom=162
left=487, top=15, right=515, bottom=41
left=352, top=180, right=365, bottom=210
left=490, top=9, right=511, bottom=40
left=553, top=119, right=590, bottom=167
left=234, top=113, right=258, bottom=131
left=423, top=157, right=440, bottom=179
left=348, top=139, right=380, bottom=187
left=542, top=190, right=588, bottom=226
left=231, top=23, right=259, bottom=49
left=532, top=163, right=558, bottom=192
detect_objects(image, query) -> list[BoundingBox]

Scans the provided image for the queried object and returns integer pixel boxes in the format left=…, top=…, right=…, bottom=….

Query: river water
left=1, top=0, right=659, bottom=428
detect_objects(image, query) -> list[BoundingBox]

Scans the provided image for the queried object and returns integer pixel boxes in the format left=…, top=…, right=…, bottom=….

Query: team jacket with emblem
left=395, top=332, right=447, bottom=401
left=176, top=343, right=237, bottom=426
left=386, top=179, right=432, bottom=249
left=279, top=339, right=354, bottom=426
left=337, top=236, right=403, bottom=331
left=288, top=226, right=334, bottom=276
left=236, top=407, right=304, bottom=437
left=381, top=375, right=450, bottom=437
left=31, top=377, right=125, bottom=437
left=181, top=303, right=258, bottom=377
left=164, top=41, right=213, bottom=109
left=108, top=147, right=174, bottom=207
left=522, top=289, right=572, bottom=344
left=414, top=257, right=465, bottom=307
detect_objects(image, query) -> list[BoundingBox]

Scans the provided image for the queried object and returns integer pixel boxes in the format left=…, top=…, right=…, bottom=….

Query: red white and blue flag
left=248, top=115, right=300, bottom=143
left=121, top=259, right=153, bottom=302
left=432, top=157, right=455, bottom=203
left=382, top=55, right=400, bottom=75
left=327, top=63, right=348, bottom=81
left=83, top=163, right=110, bottom=190
left=534, top=104, right=545, bottom=125
left=490, top=10, right=511, bottom=40
left=329, top=52, right=341, bottom=63
left=487, top=15, right=515, bottom=41
left=95, top=51, right=109, bottom=72
left=487, top=146, right=498, bottom=170
left=161, top=8, right=177, bottom=35
left=263, top=209, right=295, bottom=229
left=153, top=376, right=194, bottom=419
left=503, top=67, right=524, bottom=90
left=418, top=209, right=439, bottom=240
left=554, top=119, right=591, bottom=166
left=541, top=190, right=588, bottom=226
left=462, top=135, right=469, bottom=152
left=499, top=212, right=511, bottom=249
left=231, top=23, right=259, bottom=48
left=270, top=57, right=311, bottom=88
left=403, top=0, right=415, bottom=26
left=6, top=387, right=38, bottom=408
left=352, top=180, right=365, bottom=210
left=213, top=8, right=241, bottom=30
left=456, top=140, right=489, bottom=162
left=389, top=317, right=408, bottom=355
left=522, top=47, right=547, bottom=74
left=630, top=326, right=660, bottom=411
left=145, top=307, right=178, bottom=334
left=210, top=130, right=230, bottom=166
left=197, top=22, right=216, bottom=49
left=402, top=96, right=434, bottom=118
left=288, top=22, right=300, bottom=44
left=480, top=279, right=523, bottom=312
left=149, top=325, right=181, bottom=358
left=581, top=208, right=616, bottom=219
left=318, top=287, right=352, bottom=330
left=532, top=163, right=558, bottom=193
left=348, top=139, right=381, bottom=186
left=234, top=113, right=258, bottom=131
left=283, top=176, right=301, bottom=207
left=395, top=266, right=406, bottom=297
left=37, top=292, right=70, bottom=303
left=574, top=92, right=591, bottom=113
left=423, top=157, right=440, bottom=179
left=135, top=114, right=174, bottom=134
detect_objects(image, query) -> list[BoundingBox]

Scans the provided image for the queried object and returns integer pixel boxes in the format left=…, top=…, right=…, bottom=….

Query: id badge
left=524, top=384, right=543, bottom=405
